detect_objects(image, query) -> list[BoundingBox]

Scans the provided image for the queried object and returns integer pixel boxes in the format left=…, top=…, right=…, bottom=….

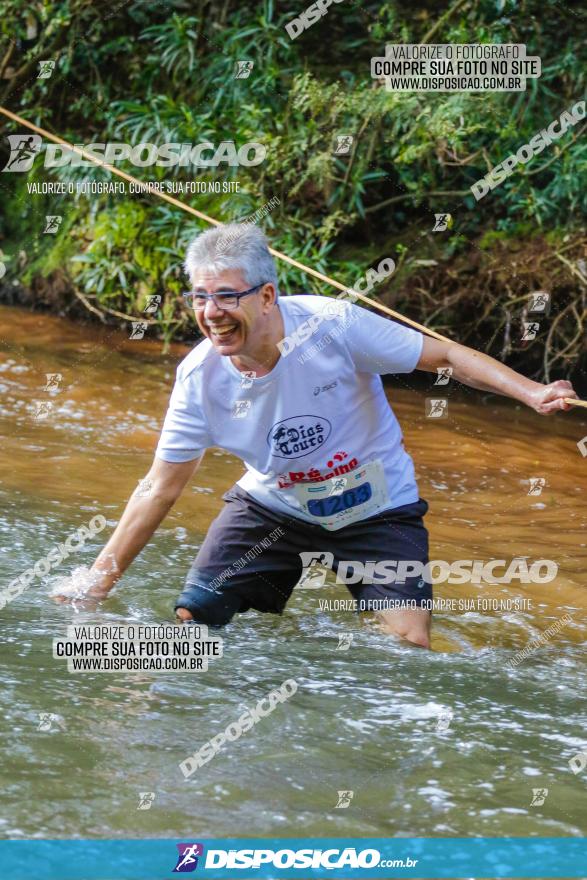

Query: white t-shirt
left=156, top=295, right=423, bottom=526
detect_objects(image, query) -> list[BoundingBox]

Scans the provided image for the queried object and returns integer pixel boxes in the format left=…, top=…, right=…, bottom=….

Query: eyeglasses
left=181, top=283, right=267, bottom=311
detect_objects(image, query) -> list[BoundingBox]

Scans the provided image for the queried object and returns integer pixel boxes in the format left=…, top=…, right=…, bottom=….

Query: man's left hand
left=527, top=380, right=578, bottom=415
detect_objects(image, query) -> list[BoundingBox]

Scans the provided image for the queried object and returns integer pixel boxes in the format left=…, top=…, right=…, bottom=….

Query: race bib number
left=292, top=459, right=389, bottom=531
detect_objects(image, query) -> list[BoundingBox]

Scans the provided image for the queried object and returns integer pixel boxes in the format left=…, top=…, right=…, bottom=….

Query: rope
left=0, top=104, right=583, bottom=409
left=0, top=104, right=449, bottom=341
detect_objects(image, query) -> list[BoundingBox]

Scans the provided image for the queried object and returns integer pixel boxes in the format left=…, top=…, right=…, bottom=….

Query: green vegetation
left=0, top=0, right=585, bottom=382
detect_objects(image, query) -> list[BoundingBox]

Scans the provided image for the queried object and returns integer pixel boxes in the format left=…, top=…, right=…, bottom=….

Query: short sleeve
left=341, top=302, right=424, bottom=374
left=155, top=369, right=212, bottom=463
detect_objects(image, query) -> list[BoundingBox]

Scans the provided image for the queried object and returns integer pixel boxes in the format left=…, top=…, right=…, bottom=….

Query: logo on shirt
left=313, top=380, right=338, bottom=396
left=276, top=451, right=358, bottom=488
left=268, top=416, right=331, bottom=459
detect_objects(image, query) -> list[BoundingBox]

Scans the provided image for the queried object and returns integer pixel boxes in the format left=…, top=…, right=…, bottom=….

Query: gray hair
left=184, top=223, right=279, bottom=296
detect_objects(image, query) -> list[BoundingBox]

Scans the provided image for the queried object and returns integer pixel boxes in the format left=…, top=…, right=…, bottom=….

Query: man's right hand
left=50, top=455, right=203, bottom=606
left=50, top=564, right=117, bottom=605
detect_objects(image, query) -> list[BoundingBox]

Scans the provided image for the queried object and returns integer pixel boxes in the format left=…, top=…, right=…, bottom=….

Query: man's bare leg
left=374, top=607, right=432, bottom=649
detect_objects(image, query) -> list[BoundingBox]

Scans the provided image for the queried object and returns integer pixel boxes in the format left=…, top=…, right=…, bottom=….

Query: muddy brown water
left=0, top=304, right=585, bottom=842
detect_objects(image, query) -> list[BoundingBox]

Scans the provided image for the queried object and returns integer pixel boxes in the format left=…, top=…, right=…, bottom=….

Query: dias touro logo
left=268, top=415, right=331, bottom=459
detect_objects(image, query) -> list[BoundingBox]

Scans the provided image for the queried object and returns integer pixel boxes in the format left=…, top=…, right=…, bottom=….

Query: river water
left=1, top=304, right=586, bottom=843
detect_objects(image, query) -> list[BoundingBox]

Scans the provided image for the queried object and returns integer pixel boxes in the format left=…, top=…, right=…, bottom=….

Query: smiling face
left=190, top=268, right=280, bottom=366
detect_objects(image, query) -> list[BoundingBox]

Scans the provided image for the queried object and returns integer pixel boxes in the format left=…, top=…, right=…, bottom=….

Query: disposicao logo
left=2, top=135, right=266, bottom=172
left=172, top=843, right=204, bottom=873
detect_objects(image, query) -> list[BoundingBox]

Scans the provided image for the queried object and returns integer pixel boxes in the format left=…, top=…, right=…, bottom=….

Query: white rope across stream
left=0, top=104, right=584, bottom=409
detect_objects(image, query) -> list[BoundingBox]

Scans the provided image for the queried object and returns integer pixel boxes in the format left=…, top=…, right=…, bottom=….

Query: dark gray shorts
left=175, top=485, right=432, bottom=626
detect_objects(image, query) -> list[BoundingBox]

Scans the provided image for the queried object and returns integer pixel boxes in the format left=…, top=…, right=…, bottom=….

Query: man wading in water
left=56, top=224, right=578, bottom=648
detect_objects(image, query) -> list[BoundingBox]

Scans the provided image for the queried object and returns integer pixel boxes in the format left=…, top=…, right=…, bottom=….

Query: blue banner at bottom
left=0, top=837, right=586, bottom=879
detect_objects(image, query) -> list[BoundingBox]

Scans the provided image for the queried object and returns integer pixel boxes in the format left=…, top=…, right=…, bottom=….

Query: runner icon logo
left=129, top=321, right=148, bottom=340
left=44, top=373, right=63, bottom=391
left=173, top=843, right=204, bottom=873
left=38, top=712, right=65, bottom=731
left=143, top=294, right=161, bottom=314
left=232, top=400, right=252, bottom=419
left=33, top=401, right=53, bottom=420
left=137, top=792, right=155, bottom=810
left=298, top=552, right=333, bottom=589
left=426, top=398, right=448, bottom=418
left=434, top=367, right=453, bottom=386
left=522, top=321, right=540, bottom=340
left=1, top=134, right=42, bottom=172
left=334, top=135, right=354, bottom=154
left=528, top=292, right=550, bottom=313
left=569, top=750, right=587, bottom=775
left=329, top=477, right=347, bottom=495
left=436, top=709, right=453, bottom=732
left=37, top=60, right=56, bottom=79
left=530, top=788, right=549, bottom=806
left=432, top=213, right=452, bottom=232
left=44, top=215, right=62, bottom=233
left=528, top=477, right=546, bottom=496
left=234, top=60, right=254, bottom=78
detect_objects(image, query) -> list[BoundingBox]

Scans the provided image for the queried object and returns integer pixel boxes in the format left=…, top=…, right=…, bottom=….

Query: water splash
left=48, top=564, right=105, bottom=600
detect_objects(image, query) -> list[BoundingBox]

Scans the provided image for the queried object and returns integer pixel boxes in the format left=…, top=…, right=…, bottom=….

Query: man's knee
left=176, top=607, right=194, bottom=622
left=175, top=583, right=241, bottom=627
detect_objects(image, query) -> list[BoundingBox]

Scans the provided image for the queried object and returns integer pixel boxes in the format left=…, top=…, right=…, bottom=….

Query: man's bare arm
left=417, top=337, right=578, bottom=414
left=58, top=455, right=202, bottom=601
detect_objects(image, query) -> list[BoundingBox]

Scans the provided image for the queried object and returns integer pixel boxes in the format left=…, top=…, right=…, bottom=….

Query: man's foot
left=375, top=608, right=432, bottom=649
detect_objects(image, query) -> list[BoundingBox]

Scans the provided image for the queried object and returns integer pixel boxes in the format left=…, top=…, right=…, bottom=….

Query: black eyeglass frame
left=181, top=283, right=268, bottom=311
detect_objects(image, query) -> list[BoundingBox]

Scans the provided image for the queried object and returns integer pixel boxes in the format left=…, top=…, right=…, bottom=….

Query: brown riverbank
left=2, top=229, right=585, bottom=391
